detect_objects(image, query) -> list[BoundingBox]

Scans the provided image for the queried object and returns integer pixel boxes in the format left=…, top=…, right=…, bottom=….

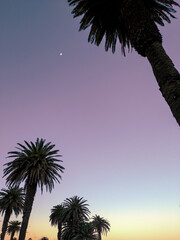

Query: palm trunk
left=57, top=222, right=62, bottom=240
left=122, top=0, right=162, bottom=57
left=98, top=231, right=101, bottom=240
left=1, top=209, right=11, bottom=240
left=10, top=230, right=15, bottom=240
left=18, top=184, right=37, bottom=240
left=122, top=0, right=180, bottom=126
left=146, top=41, right=180, bottom=125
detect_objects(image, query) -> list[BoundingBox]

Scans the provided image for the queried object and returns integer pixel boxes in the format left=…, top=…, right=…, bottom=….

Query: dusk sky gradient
left=1, top=1, right=180, bottom=240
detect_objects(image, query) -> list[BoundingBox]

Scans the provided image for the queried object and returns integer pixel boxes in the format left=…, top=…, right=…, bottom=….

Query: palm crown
left=63, top=196, right=90, bottom=223
left=68, top=0, right=179, bottom=54
left=0, top=187, right=24, bottom=216
left=7, top=221, right=21, bottom=235
left=3, top=138, right=64, bottom=192
left=92, top=215, right=110, bottom=239
left=50, top=204, right=66, bottom=226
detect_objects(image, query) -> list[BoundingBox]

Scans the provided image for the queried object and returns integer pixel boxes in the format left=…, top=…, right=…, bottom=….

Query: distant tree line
left=49, top=196, right=110, bottom=240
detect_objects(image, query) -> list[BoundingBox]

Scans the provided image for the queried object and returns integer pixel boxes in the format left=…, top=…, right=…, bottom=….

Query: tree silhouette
left=92, top=215, right=110, bottom=240
left=0, top=187, right=24, bottom=240
left=68, top=0, right=180, bottom=126
left=7, top=221, right=21, bottom=240
left=3, top=138, right=64, bottom=240
left=50, top=204, right=67, bottom=240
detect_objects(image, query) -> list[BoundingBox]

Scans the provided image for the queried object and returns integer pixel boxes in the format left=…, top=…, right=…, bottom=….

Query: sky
left=0, top=1, right=180, bottom=240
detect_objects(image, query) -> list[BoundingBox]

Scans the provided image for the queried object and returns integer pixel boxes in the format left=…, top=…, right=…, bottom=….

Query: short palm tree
left=3, top=138, right=65, bottom=240
left=68, top=0, right=180, bottom=126
left=7, top=221, right=21, bottom=240
left=0, top=187, right=24, bottom=240
left=92, top=215, right=110, bottom=240
left=62, top=196, right=90, bottom=239
left=49, top=204, right=67, bottom=240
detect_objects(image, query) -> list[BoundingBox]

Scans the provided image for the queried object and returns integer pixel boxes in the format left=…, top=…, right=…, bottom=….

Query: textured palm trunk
left=57, top=222, right=62, bottom=240
left=10, top=230, right=15, bottom=240
left=1, top=209, right=11, bottom=240
left=123, top=0, right=162, bottom=57
left=123, top=0, right=180, bottom=126
left=18, top=184, right=37, bottom=240
left=146, top=41, right=180, bottom=125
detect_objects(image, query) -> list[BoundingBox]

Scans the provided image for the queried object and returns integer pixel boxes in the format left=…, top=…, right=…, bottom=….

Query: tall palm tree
left=49, top=204, right=67, bottom=240
left=62, top=196, right=90, bottom=239
left=92, top=215, right=110, bottom=240
left=68, top=0, right=180, bottom=126
left=7, top=221, right=21, bottom=240
left=3, top=138, right=65, bottom=240
left=0, top=187, right=24, bottom=240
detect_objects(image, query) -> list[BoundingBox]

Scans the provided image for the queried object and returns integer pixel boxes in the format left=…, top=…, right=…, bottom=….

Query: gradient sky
left=1, top=1, right=180, bottom=240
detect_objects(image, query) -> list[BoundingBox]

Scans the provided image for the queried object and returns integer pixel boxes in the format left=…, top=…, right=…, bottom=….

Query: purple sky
left=1, top=1, right=180, bottom=240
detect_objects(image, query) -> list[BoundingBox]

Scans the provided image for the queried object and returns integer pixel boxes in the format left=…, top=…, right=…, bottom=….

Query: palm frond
left=68, top=0, right=179, bottom=54
left=3, top=138, right=64, bottom=193
left=7, top=221, right=21, bottom=235
left=92, top=215, right=110, bottom=236
left=0, top=187, right=24, bottom=216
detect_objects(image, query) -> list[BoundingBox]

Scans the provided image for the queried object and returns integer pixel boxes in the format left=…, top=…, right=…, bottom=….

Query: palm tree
left=0, top=187, right=24, bottom=240
left=67, top=0, right=180, bottom=126
left=92, top=215, right=110, bottom=240
left=7, top=221, right=21, bottom=240
left=3, top=138, right=65, bottom=240
left=72, top=222, right=97, bottom=240
left=62, top=196, right=90, bottom=239
left=49, top=204, right=67, bottom=240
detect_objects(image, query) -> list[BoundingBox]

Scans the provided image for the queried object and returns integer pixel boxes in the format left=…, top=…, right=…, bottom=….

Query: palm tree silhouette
left=7, top=221, right=21, bottom=240
left=49, top=204, right=67, bottom=240
left=68, top=0, right=180, bottom=126
left=62, top=196, right=90, bottom=239
left=92, top=215, right=110, bottom=240
left=0, top=187, right=24, bottom=240
left=3, top=138, right=64, bottom=240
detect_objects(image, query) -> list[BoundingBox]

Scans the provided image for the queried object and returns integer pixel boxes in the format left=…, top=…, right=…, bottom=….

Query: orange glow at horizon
left=3, top=210, right=180, bottom=240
